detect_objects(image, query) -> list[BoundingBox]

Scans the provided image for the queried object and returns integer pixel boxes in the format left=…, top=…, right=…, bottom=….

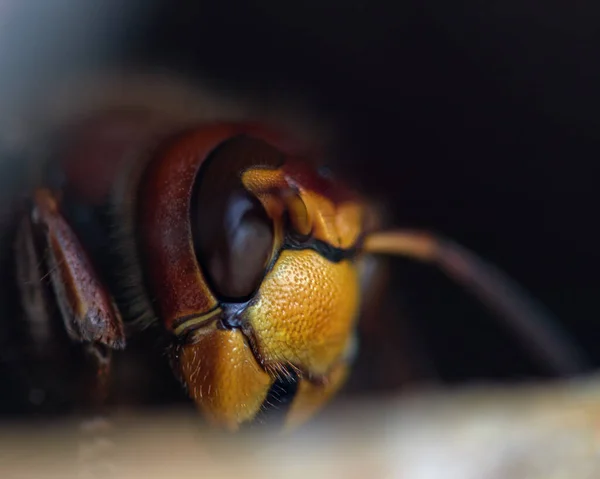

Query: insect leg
left=363, top=229, right=589, bottom=376
left=14, top=188, right=126, bottom=410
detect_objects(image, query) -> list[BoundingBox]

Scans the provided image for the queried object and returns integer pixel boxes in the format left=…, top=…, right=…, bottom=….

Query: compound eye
left=202, top=189, right=272, bottom=299
left=191, top=136, right=281, bottom=300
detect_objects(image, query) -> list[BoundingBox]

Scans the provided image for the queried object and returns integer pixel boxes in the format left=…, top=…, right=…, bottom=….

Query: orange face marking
left=241, top=166, right=364, bottom=249
left=295, top=190, right=363, bottom=248
left=245, top=250, right=360, bottom=377
left=177, top=326, right=273, bottom=430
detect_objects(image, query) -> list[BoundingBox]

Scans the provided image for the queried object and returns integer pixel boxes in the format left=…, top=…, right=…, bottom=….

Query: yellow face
left=178, top=161, right=364, bottom=430
left=138, top=128, right=365, bottom=431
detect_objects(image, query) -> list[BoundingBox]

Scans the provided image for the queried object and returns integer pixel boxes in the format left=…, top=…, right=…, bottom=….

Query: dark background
left=2, top=1, right=599, bottom=395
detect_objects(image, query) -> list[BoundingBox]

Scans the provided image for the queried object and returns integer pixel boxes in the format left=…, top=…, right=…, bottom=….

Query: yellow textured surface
left=179, top=328, right=272, bottom=430
left=246, top=250, right=360, bottom=377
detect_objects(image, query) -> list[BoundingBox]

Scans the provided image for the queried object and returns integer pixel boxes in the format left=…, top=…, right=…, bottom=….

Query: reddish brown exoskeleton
left=11, top=106, right=588, bottom=431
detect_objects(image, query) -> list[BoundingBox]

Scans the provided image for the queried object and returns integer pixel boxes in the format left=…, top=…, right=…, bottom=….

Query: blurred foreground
left=1, top=376, right=599, bottom=479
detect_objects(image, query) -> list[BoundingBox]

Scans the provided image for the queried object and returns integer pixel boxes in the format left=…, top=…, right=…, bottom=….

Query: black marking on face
left=252, top=369, right=299, bottom=428
left=284, top=236, right=358, bottom=263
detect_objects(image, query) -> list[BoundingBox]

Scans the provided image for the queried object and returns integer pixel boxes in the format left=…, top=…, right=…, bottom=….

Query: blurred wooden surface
left=1, top=376, right=600, bottom=479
